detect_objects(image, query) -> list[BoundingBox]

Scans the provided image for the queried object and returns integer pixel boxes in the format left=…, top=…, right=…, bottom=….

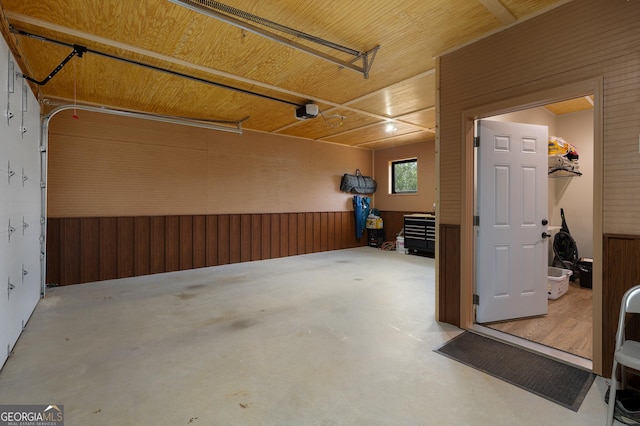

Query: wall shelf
left=548, top=169, right=582, bottom=178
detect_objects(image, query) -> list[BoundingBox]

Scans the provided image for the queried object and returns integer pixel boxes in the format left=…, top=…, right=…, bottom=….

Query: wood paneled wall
left=439, top=0, right=640, bottom=232
left=46, top=212, right=366, bottom=286
left=602, top=234, right=640, bottom=377
left=437, top=0, right=640, bottom=372
left=377, top=211, right=406, bottom=240
left=438, top=224, right=460, bottom=327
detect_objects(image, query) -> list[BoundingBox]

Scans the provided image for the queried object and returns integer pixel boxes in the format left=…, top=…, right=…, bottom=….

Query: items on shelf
left=548, top=136, right=582, bottom=176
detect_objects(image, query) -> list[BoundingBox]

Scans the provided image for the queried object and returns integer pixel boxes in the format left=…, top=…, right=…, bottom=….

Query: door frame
left=459, top=77, right=604, bottom=374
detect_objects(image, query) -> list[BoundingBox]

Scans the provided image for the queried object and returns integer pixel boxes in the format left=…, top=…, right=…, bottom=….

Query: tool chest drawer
left=403, top=214, right=435, bottom=257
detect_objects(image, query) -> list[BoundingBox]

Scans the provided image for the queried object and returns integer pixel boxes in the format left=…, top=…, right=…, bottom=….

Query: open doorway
left=474, top=96, right=595, bottom=361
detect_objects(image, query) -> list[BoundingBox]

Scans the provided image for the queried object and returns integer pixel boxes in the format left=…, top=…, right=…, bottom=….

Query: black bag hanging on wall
left=340, top=169, right=377, bottom=194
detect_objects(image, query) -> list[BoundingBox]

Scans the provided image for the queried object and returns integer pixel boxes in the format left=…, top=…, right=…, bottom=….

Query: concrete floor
left=0, top=247, right=611, bottom=425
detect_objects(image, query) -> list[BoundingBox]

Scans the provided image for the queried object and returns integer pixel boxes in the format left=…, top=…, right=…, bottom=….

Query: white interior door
left=475, top=119, right=548, bottom=323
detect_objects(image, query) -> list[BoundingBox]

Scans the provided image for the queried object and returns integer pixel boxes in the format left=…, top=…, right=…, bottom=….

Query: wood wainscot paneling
left=80, top=217, right=100, bottom=283
left=99, top=218, right=118, bottom=281
left=378, top=211, right=405, bottom=241
left=602, top=234, right=640, bottom=378
left=60, top=218, right=81, bottom=285
left=117, top=217, right=135, bottom=278
left=46, top=212, right=367, bottom=286
left=150, top=216, right=166, bottom=273
left=45, top=219, right=61, bottom=286
left=438, top=224, right=461, bottom=327
left=134, top=217, right=151, bottom=276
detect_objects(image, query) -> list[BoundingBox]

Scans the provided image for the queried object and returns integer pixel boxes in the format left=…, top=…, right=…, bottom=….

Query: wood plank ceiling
left=0, top=0, right=570, bottom=149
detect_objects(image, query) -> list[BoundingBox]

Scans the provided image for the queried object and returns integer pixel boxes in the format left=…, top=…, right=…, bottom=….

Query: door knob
left=542, top=232, right=551, bottom=239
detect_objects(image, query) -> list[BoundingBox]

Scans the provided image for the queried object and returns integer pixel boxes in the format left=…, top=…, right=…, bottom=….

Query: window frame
left=391, top=158, right=418, bottom=194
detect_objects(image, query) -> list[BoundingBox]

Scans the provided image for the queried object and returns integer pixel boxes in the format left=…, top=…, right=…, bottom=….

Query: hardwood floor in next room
left=485, top=281, right=592, bottom=360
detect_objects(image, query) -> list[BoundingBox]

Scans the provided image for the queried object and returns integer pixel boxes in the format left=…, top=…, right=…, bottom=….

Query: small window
left=391, top=158, right=418, bottom=194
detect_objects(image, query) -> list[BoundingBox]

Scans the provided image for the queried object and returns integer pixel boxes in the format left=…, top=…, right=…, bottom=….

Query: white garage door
left=0, top=39, right=42, bottom=369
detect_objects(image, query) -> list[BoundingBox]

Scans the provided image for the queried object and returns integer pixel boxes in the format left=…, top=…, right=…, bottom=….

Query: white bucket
left=396, top=236, right=405, bottom=253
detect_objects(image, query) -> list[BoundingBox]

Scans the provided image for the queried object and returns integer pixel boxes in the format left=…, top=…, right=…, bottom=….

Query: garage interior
left=0, top=247, right=612, bottom=424
left=2, top=1, right=639, bottom=424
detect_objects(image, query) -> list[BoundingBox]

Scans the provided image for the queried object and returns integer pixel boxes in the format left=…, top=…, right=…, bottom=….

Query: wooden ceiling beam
left=5, top=11, right=431, bottom=132
left=314, top=115, right=434, bottom=142
left=341, top=69, right=436, bottom=108
left=317, top=69, right=435, bottom=119
left=353, top=130, right=427, bottom=147
left=396, top=106, right=436, bottom=119
left=477, top=0, right=517, bottom=25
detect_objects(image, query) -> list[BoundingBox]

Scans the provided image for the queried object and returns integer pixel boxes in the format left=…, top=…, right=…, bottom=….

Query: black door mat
left=435, top=331, right=595, bottom=411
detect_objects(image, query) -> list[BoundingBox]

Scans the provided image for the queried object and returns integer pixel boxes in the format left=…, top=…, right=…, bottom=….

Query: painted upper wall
left=373, top=140, right=435, bottom=213
left=439, top=0, right=640, bottom=235
left=47, top=109, right=373, bottom=217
